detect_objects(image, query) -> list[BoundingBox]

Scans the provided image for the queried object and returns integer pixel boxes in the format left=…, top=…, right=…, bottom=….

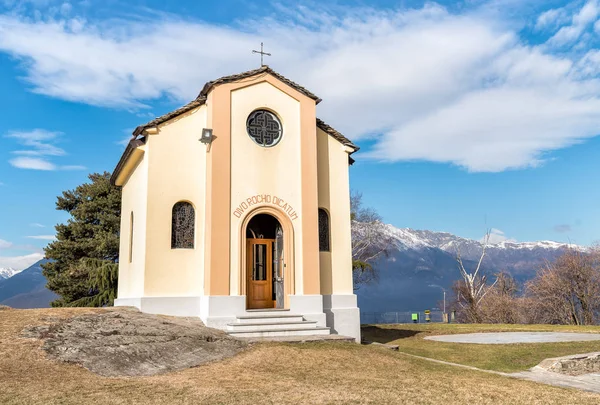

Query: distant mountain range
left=0, top=228, right=578, bottom=312
left=0, top=259, right=58, bottom=308
left=356, top=226, right=577, bottom=313
left=0, top=267, right=21, bottom=280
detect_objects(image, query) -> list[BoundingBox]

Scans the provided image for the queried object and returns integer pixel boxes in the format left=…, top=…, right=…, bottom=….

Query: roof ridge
left=113, top=68, right=358, bottom=185
left=133, top=66, right=322, bottom=137
left=197, top=66, right=321, bottom=103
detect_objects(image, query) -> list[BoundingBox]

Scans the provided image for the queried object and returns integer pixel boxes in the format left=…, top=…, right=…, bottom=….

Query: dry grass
left=2, top=309, right=600, bottom=404
left=363, top=323, right=600, bottom=372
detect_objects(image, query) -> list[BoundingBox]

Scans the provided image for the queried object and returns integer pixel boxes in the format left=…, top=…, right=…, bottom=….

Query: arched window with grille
left=318, top=208, right=330, bottom=252
left=171, top=202, right=195, bottom=249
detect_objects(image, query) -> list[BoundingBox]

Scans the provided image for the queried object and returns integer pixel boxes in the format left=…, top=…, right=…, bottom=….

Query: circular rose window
left=246, top=110, right=283, bottom=147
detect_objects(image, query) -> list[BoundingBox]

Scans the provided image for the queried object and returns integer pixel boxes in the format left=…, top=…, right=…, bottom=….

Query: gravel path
left=425, top=332, right=600, bottom=344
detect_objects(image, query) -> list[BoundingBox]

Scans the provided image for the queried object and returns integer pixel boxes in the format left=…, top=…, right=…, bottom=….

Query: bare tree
left=478, top=272, right=525, bottom=324
left=351, top=192, right=395, bottom=289
left=453, top=230, right=498, bottom=322
left=526, top=248, right=600, bottom=325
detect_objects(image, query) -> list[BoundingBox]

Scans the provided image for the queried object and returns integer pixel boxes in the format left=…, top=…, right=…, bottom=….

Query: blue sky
left=1, top=0, right=600, bottom=269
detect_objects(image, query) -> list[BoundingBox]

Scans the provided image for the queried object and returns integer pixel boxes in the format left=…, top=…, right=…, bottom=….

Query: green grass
left=362, top=323, right=600, bottom=373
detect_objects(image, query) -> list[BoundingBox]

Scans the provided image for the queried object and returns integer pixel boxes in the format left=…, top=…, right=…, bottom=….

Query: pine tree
left=42, top=172, right=121, bottom=307
left=70, top=258, right=119, bottom=307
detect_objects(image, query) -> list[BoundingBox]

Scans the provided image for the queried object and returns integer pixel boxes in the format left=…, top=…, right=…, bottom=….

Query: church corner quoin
left=111, top=67, right=361, bottom=342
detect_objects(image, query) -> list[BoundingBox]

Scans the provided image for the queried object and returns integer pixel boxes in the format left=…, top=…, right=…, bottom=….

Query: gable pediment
left=112, top=67, right=357, bottom=186
left=199, top=66, right=322, bottom=104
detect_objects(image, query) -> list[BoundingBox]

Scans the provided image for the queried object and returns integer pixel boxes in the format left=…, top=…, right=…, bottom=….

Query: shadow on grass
left=361, top=325, right=420, bottom=344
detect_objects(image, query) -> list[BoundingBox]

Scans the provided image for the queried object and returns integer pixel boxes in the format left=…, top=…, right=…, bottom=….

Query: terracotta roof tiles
left=316, top=118, right=359, bottom=152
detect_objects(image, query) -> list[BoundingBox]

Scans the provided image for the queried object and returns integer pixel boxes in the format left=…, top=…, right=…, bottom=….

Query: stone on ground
left=539, top=352, right=600, bottom=376
left=22, top=307, right=247, bottom=377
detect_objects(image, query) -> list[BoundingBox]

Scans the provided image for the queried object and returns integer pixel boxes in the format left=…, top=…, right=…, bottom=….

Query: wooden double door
left=247, top=238, right=283, bottom=309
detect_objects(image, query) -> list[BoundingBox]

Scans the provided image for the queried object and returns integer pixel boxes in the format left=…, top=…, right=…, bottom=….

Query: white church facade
left=111, top=66, right=361, bottom=341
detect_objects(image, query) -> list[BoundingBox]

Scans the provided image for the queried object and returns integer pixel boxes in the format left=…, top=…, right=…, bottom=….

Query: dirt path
left=396, top=348, right=600, bottom=394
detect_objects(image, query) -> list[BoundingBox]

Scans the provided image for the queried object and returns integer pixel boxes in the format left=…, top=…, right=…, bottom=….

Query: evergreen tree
left=42, top=172, right=121, bottom=307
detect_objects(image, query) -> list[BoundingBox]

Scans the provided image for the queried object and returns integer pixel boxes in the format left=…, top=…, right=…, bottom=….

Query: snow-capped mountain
left=0, top=267, right=21, bottom=280
left=384, top=226, right=578, bottom=278
left=0, top=259, right=57, bottom=308
left=356, top=225, right=579, bottom=313
left=384, top=226, right=575, bottom=253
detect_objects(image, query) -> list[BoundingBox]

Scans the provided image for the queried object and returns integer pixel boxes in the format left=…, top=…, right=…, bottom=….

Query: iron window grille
left=171, top=202, right=195, bottom=249
left=246, top=109, right=283, bottom=147
left=318, top=208, right=330, bottom=252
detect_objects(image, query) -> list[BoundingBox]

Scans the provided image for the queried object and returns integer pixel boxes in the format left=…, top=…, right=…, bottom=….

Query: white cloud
left=29, top=223, right=45, bottom=228
left=483, top=228, right=517, bottom=244
left=26, top=235, right=56, bottom=241
left=547, top=0, right=600, bottom=46
left=0, top=252, right=44, bottom=271
left=1, top=4, right=600, bottom=171
left=60, top=164, right=86, bottom=170
left=60, top=2, right=72, bottom=16
left=536, top=8, right=570, bottom=30
left=6, top=129, right=85, bottom=170
left=9, top=156, right=56, bottom=170
left=117, top=136, right=131, bottom=147
left=6, top=129, right=65, bottom=156
left=0, top=239, right=13, bottom=249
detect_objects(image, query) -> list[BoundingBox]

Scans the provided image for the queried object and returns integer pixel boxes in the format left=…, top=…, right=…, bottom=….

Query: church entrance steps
left=226, top=311, right=331, bottom=338
left=227, top=320, right=319, bottom=332
left=240, top=334, right=356, bottom=343
left=227, top=326, right=330, bottom=338
left=235, top=313, right=304, bottom=324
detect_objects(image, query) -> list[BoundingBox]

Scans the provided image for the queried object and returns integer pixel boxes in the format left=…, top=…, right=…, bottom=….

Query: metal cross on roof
left=252, top=42, right=271, bottom=67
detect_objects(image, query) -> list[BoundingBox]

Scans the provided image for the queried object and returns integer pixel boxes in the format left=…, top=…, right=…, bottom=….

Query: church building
left=111, top=66, right=361, bottom=342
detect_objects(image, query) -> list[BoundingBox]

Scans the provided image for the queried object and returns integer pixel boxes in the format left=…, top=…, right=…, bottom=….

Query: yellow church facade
left=111, top=67, right=361, bottom=341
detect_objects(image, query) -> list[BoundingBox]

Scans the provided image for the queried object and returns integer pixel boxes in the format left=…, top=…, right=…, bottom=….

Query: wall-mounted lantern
left=200, top=128, right=214, bottom=145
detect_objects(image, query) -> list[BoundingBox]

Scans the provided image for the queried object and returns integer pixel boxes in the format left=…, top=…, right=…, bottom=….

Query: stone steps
left=227, top=320, right=319, bottom=332
left=228, top=326, right=331, bottom=338
left=226, top=311, right=330, bottom=338
left=235, top=314, right=304, bottom=324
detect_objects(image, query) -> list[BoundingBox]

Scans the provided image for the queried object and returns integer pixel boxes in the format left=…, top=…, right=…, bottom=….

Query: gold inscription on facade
left=233, top=194, right=299, bottom=221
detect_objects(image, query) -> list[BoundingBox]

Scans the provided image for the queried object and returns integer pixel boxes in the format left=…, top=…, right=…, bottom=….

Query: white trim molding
left=114, top=296, right=201, bottom=317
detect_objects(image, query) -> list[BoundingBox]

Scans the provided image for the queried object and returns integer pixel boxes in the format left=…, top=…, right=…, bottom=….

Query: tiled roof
left=113, top=67, right=357, bottom=184
left=133, top=66, right=321, bottom=137
left=316, top=118, right=359, bottom=152
left=198, top=66, right=321, bottom=104
left=132, top=99, right=205, bottom=137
